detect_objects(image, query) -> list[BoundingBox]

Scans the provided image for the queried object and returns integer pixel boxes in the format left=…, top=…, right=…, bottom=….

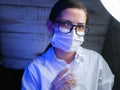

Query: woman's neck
left=54, top=47, right=76, bottom=64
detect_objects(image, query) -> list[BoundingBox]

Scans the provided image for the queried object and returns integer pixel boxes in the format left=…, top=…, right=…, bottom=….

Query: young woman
left=21, top=0, right=114, bottom=90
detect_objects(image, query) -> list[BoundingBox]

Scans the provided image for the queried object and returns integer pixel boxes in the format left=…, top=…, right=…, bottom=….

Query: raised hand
left=51, top=67, right=77, bottom=90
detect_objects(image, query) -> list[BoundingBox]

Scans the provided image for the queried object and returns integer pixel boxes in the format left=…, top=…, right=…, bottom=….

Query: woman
left=21, top=0, right=114, bottom=90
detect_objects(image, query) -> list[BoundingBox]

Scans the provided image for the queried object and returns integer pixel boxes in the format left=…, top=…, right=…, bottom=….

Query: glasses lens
left=59, top=26, right=71, bottom=33
left=56, top=20, right=72, bottom=33
left=76, top=25, right=90, bottom=35
left=77, top=24, right=86, bottom=31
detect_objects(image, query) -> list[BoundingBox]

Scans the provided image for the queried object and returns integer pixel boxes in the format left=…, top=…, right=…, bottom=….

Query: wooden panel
left=88, top=11, right=110, bottom=25
left=81, top=0, right=106, bottom=10
left=0, top=2, right=52, bottom=68
left=0, top=5, right=50, bottom=24
left=0, top=0, right=59, bottom=7
left=0, top=31, right=51, bottom=69
left=0, top=32, right=51, bottom=59
left=0, top=23, right=49, bottom=34
left=2, top=57, right=32, bottom=69
left=83, top=24, right=110, bottom=53
left=83, top=35, right=105, bottom=53
left=87, top=24, right=109, bottom=35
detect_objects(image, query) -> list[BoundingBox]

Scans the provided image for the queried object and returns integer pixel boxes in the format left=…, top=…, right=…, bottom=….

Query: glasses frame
left=54, top=19, right=90, bottom=36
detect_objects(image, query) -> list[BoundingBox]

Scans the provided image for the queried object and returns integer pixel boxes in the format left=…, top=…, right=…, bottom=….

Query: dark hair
left=49, top=0, right=88, bottom=22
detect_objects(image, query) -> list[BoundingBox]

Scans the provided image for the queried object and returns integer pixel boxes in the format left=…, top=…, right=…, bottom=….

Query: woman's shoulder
left=27, top=47, right=54, bottom=69
left=83, top=47, right=101, bottom=56
left=25, top=56, right=45, bottom=70
left=82, top=47, right=105, bottom=63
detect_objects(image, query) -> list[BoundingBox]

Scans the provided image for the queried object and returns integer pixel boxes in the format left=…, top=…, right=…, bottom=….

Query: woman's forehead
left=57, top=8, right=87, bottom=24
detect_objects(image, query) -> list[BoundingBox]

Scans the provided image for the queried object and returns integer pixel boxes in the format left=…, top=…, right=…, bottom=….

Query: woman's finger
left=56, top=66, right=69, bottom=81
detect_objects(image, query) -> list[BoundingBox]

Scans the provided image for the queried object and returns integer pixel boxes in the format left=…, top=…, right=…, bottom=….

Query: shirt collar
left=43, top=46, right=85, bottom=66
left=41, top=47, right=55, bottom=66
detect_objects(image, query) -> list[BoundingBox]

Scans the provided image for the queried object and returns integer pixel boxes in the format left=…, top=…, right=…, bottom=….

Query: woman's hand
left=51, top=67, right=77, bottom=90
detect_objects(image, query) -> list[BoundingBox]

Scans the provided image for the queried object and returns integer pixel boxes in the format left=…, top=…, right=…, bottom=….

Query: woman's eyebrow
left=57, top=18, right=86, bottom=25
left=57, top=18, right=72, bottom=23
left=77, top=23, right=86, bottom=25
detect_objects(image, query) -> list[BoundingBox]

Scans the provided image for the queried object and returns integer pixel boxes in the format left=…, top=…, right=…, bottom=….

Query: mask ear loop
left=70, top=25, right=83, bottom=36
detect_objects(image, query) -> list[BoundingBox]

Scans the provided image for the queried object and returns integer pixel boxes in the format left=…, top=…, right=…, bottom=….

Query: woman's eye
left=62, top=22, right=69, bottom=26
left=78, top=25, right=85, bottom=29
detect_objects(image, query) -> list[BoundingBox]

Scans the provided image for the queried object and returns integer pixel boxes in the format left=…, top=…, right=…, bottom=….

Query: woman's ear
left=47, top=20, right=54, bottom=34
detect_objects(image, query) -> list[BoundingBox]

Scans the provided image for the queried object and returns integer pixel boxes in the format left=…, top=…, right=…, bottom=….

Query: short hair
left=49, top=0, right=88, bottom=22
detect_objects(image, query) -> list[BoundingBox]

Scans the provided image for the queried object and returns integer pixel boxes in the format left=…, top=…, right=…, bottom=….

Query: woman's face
left=56, top=8, right=87, bottom=32
left=47, top=8, right=87, bottom=34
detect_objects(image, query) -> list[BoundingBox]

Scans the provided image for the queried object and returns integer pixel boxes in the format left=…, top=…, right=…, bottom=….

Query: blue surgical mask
left=51, top=27, right=85, bottom=52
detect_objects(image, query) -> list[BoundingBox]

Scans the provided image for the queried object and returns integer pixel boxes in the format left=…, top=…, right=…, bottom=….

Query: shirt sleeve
left=98, top=55, right=114, bottom=90
left=21, top=64, right=41, bottom=90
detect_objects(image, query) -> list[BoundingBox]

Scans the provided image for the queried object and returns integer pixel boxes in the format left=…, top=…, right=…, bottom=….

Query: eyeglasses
left=55, top=19, right=90, bottom=36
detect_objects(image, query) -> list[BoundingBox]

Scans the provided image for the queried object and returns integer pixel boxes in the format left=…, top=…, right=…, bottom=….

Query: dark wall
left=0, top=66, right=24, bottom=90
left=102, top=17, right=120, bottom=90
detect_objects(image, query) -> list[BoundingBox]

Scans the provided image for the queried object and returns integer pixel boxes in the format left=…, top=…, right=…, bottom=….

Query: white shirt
left=21, top=46, right=114, bottom=90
